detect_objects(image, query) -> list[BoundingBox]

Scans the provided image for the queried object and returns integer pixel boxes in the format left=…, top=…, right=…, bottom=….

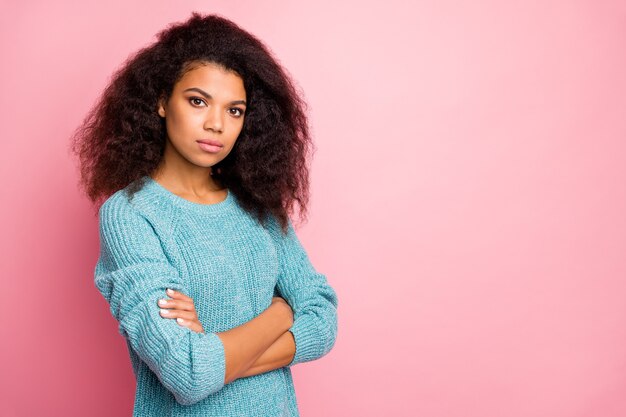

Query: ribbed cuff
left=287, top=316, right=322, bottom=367
left=192, top=331, right=226, bottom=394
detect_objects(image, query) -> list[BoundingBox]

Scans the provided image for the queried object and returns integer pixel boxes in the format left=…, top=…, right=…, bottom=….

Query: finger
left=176, top=318, right=203, bottom=334
left=165, top=290, right=196, bottom=311
left=166, top=288, right=192, bottom=302
left=166, top=288, right=185, bottom=298
left=176, top=317, right=193, bottom=330
left=158, top=298, right=196, bottom=312
left=159, top=309, right=197, bottom=321
left=159, top=308, right=197, bottom=321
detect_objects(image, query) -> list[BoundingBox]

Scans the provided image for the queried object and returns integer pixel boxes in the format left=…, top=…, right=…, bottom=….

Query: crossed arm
left=222, top=323, right=296, bottom=381
left=159, top=288, right=296, bottom=382
left=96, top=198, right=337, bottom=404
left=235, top=329, right=296, bottom=379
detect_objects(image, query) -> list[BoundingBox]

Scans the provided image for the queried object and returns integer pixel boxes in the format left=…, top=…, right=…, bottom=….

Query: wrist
left=270, top=301, right=293, bottom=330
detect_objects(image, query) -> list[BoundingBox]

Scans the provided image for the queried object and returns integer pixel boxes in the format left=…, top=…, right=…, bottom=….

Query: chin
left=191, top=157, right=225, bottom=168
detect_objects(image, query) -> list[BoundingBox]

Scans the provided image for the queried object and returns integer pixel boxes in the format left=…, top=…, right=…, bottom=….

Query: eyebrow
left=183, top=87, right=247, bottom=106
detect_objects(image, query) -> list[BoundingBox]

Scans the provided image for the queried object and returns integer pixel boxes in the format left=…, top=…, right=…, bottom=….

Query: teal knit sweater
left=94, top=176, right=338, bottom=416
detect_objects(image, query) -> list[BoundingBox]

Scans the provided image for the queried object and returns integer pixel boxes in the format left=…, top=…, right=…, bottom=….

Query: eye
left=189, top=97, right=206, bottom=107
left=228, top=107, right=245, bottom=118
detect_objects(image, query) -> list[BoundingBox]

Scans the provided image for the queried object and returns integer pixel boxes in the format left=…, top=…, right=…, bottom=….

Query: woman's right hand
left=271, top=296, right=294, bottom=327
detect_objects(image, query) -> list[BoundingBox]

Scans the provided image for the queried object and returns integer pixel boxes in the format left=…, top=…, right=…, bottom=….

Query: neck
left=151, top=142, right=224, bottom=197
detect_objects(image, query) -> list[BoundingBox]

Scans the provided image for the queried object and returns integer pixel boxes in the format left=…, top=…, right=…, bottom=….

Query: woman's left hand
left=158, top=288, right=205, bottom=334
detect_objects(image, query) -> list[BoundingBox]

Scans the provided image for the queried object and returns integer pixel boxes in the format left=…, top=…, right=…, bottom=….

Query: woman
left=71, top=12, right=338, bottom=417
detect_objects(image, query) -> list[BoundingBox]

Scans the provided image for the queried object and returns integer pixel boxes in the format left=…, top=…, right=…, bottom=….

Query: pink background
left=1, top=1, right=626, bottom=416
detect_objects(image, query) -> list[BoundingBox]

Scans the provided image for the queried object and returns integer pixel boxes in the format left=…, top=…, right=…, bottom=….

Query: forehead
left=174, top=62, right=246, bottom=98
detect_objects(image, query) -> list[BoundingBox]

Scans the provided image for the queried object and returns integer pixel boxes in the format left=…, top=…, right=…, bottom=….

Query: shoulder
left=262, top=213, right=293, bottom=238
left=97, top=190, right=147, bottom=241
left=98, top=184, right=179, bottom=237
left=262, top=214, right=303, bottom=252
left=98, top=189, right=135, bottom=223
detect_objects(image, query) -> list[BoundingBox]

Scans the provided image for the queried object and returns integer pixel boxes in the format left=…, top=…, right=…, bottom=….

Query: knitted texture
left=94, top=176, right=338, bottom=416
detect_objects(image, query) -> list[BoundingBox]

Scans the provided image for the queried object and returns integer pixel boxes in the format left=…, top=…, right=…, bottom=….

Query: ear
left=157, top=97, right=166, bottom=118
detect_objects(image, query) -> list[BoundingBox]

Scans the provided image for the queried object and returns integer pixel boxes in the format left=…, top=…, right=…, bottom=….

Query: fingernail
left=160, top=309, right=168, bottom=315
left=158, top=299, right=167, bottom=306
left=167, top=289, right=175, bottom=295
left=177, top=318, right=185, bottom=324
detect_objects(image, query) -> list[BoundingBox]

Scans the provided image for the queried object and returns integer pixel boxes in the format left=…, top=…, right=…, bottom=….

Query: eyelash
left=189, top=97, right=206, bottom=107
left=189, top=97, right=245, bottom=118
left=229, top=108, right=245, bottom=117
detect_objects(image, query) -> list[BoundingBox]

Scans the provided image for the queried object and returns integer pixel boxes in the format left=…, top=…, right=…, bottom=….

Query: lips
left=197, top=139, right=223, bottom=147
left=196, top=139, right=223, bottom=154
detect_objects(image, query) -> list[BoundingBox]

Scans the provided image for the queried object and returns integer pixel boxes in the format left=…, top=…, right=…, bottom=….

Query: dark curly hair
left=70, top=12, right=313, bottom=234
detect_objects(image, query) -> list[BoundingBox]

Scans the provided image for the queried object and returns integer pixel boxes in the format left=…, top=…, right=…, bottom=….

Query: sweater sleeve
left=268, top=218, right=339, bottom=367
left=94, top=195, right=226, bottom=406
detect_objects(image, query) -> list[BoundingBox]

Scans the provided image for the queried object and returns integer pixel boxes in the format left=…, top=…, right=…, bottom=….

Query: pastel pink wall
left=1, top=1, right=625, bottom=416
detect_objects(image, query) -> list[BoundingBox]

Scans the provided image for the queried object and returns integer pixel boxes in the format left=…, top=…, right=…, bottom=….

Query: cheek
left=229, top=117, right=245, bottom=137
left=165, top=119, right=184, bottom=144
left=165, top=110, right=199, bottom=138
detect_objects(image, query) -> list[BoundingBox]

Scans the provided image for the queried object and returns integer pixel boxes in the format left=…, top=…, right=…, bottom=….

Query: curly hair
left=70, top=12, right=313, bottom=234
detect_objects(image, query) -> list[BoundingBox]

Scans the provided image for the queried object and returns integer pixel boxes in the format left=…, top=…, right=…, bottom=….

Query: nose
left=203, top=105, right=223, bottom=133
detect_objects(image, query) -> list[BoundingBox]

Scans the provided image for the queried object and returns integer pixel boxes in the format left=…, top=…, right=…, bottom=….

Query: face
left=157, top=62, right=247, bottom=172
